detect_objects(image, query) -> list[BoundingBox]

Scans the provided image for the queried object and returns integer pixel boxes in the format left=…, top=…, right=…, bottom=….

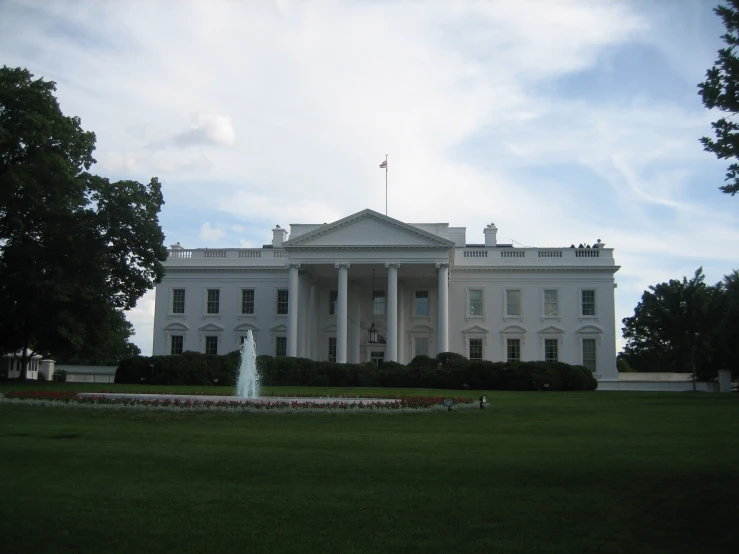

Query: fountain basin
left=75, top=392, right=401, bottom=405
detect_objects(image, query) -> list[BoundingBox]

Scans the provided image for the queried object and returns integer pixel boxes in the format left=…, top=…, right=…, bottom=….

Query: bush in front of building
left=116, top=352, right=597, bottom=391
left=258, top=355, right=596, bottom=391
left=116, top=351, right=240, bottom=386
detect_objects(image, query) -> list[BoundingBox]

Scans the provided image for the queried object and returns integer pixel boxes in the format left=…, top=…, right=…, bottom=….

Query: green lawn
left=0, top=388, right=737, bottom=553
left=0, top=381, right=484, bottom=398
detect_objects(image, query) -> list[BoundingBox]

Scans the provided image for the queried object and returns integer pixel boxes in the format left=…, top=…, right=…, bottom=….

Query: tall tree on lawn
left=0, top=66, right=166, bottom=378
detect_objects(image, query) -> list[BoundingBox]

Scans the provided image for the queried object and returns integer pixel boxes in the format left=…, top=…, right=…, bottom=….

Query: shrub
left=115, top=350, right=597, bottom=391
left=436, top=352, right=468, bottom=370
left=408, top=355, right=437, bottom=369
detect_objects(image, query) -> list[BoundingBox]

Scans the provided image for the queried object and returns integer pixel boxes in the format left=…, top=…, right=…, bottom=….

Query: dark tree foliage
left=0, top=67, right=166, bottom=378
left=713, top=270, right=739, bottom=371
left=53, top=308, right=141, bottom=365
left=621, top=268, right=733, bottom=383
left=698, top=0, right=739, bottom=196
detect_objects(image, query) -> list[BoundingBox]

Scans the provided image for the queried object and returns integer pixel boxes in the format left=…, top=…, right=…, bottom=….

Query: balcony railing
left=166, top=248, right=289, bottom=261
left=456, top=247, right=612, bottom=264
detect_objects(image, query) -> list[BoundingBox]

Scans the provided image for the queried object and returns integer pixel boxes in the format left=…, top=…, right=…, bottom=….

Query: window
left=506, top=338, right=521, bottom=362
left=328, top=338, right=337, bottom=362
left=277, top=289, right=289, bottom=315
left=275, top=336, right=287, bottom=357
left=414, top=337, right=429, bottom=358
left=373, top=290, right=386, bottom=316
left=469, top=338, right=483, bottom=360
left=240, top=336, right=248, bottom=345
left=371, top=351, right=384, bottom=366
left=329, top=290, right=338, bottom=315
left=171, top=335, right=184, bottom=355
left=545, top=339, right=558, bottom=362
left=581, top=289, right=596, bottom=316
left=172, top=289, right=185, bottom=314
left=241, top=289, right=255, bottom=314
left=206, top=289, right=220, bottom=314
left=415, top=291, right=429, bottom=316
left=469, top=289, right=483, bottom=316
left=505, top=289, right=521, bottom=317
left=205, top=336, right=218, bottom=355
left=543, top=290, right=558, bottom=317
left=582, top=339, right=597, bottom=371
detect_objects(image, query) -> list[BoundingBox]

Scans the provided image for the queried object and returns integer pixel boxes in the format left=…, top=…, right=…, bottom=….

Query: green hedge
left=117, top=351, right=597, bottom=391
left=115, top=350, right=241, bottom=386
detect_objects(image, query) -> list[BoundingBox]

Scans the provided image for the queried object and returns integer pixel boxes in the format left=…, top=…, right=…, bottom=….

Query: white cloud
left=98, top=151, right=214, bottom=175
left=149, top=113, right=236, bottom=149
left=200, top=222, right=224, bottom=241
left=126, top=290, right=156, bottom=356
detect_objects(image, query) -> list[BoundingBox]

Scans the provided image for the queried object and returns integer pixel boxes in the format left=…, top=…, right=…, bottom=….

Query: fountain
left=75, top=329, right=397, bottom=407
left=236, top=330, right=260, bottom=399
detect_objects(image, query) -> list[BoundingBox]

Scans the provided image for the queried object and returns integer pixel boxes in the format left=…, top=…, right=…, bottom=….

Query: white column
left=385, top=263, right=400, bottom=362
left=309, top=279, right=317, bottom=360
left=336, top=263, right=350, bottom=363
left=286, top=263, right=300, bottom=357
left=350, top=282, right=361, bottom=363
left=297, top=277, right=306, bottom=358
left=436, top=262, right=449, bottom=354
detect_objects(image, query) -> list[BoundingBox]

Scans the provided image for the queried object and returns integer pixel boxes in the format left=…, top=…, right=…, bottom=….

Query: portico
left=283, top=261, right=452, bottom=363
left=281, top=210, right=455, bottom=362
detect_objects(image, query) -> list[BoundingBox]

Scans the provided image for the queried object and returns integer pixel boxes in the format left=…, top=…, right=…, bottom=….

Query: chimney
left=272, top=225, right=288, bottom=248
left=483, top=223, right=498, bottom=247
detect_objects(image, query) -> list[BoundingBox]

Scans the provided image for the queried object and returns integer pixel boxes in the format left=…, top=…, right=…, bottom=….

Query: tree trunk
left=17, top=342, right=29, bottom=381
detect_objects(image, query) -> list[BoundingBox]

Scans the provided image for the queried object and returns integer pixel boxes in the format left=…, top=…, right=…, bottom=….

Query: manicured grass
left=1, top=390, right=737, bottom=553
left=0, top=381, right=486, bottom=398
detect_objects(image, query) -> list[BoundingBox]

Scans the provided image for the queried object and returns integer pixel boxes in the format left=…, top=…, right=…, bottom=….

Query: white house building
left=153, top=209, right=620, bottom=384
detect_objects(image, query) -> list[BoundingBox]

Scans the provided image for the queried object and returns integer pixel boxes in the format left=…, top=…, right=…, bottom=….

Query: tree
left=52, top=307, right=141, bottom=365
left=713, top=270, right=739, bottom=373
left=621, top=269, right=722, bottom=386
left=698, top=0, right=739, bottom=196
left=0, top=66, right=166, bottom=378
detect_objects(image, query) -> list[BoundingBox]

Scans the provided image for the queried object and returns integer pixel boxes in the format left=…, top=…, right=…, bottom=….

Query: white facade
left=153, top=209, right=620, bottom=383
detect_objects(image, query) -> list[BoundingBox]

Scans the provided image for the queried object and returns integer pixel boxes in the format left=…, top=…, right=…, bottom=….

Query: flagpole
left=385, top=154, right=388, bottom=216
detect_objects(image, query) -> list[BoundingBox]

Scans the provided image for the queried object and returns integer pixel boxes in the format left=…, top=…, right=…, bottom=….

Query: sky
left=1, top=0, right=737, bottom=356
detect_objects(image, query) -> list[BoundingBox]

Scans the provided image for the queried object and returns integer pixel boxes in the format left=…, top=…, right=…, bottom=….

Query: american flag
left=379, top=160, right=387, bottom=168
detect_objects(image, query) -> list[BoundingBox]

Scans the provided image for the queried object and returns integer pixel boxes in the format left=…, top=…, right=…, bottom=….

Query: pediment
left=199, top=322, right=224, bottom=332
left=283, top=209, right=454, bottom=249
left=576, top=324, right=603, bottom=334
left=462, top=325, right=489, bottom=334
left=501, top=324, right=527, bottom=334
left=164, top=322, right=190, bottom=331
left=234, top=323, right=260, bottom=332
left=538, top=325, right=565, bottom=334
left=270, top=324, right=287, bottom=333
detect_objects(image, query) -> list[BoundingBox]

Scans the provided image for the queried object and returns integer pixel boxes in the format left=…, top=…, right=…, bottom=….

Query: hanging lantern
left=368, top=268, right=378, bottom=344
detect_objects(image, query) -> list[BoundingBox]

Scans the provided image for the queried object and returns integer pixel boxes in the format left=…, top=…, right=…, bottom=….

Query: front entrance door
left=370, top=351, right=385, bottom=366
left=414, top=337, right=429, bottom=358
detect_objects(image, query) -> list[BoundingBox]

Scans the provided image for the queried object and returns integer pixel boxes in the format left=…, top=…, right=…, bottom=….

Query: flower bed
left=1, top=390, right=477, bottom=414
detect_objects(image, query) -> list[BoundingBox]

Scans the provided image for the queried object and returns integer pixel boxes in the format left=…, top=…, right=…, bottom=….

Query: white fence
left=599, top=373, right=719, bottom=392
left=55, top=365, right=117, bottom=383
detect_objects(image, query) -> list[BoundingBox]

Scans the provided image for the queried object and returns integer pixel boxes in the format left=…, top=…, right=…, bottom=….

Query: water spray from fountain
left=236, top=330, right=260, bottom=399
